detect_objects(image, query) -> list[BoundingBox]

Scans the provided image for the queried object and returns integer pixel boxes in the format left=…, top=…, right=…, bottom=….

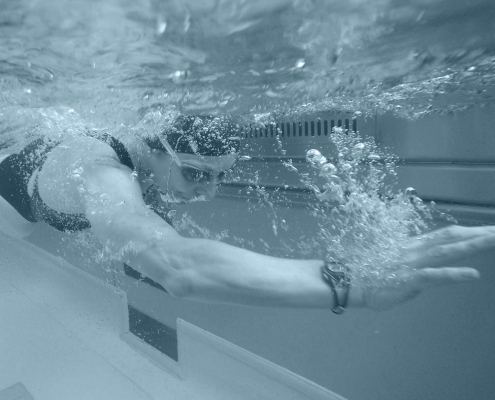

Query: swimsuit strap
left=86, top=131, right=134, bottom=170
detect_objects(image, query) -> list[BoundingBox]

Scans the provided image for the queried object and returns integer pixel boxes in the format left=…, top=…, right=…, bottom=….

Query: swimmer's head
left=141, top=112, right=241, bottom=203
left=145, top=114, right=242, bottom=157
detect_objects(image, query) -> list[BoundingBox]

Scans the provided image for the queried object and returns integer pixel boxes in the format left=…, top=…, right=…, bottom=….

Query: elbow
left=162, top=272, right=193, bottom=299
left=159, top=238, right=211, bottom=300
left=157, top=241, right=198, bottom=299
left=127, top=236, right=212, bottom=300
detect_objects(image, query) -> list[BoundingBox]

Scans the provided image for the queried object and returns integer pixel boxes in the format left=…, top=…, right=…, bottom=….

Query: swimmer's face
left=148, top=150, right=237, bottom=203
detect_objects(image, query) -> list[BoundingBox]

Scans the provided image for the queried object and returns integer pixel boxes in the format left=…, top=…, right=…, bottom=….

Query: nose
left=194, top=182, right=217, bottom=200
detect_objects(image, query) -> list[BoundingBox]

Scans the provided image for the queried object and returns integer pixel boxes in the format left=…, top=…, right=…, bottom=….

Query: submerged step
left=177, top=319, right=346, bottom=400
left=0, top=230, right=346, bottom=400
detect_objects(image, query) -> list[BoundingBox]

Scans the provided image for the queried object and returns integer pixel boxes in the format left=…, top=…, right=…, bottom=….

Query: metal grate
left=242, top=118, right=357, bottom=139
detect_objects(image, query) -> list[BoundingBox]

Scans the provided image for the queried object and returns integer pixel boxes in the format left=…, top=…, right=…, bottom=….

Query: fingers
left=405, top=228, right=495, bottom=269
left=358, top=264, right=481, bottom=311
left=424, top=234, right=495, bottom=267
left=408, top=225, right=495, bottom=252
left=414, top=267, right=480, bottom=288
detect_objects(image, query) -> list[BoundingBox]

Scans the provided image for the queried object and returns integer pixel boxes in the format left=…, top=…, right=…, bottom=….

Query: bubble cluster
left=302, top=130, right=435, bottom=289
left=305, top=149, right=327, bottom=169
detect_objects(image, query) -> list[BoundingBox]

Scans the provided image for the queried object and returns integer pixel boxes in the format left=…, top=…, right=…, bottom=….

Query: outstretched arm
left=79, top=155, right=495, bottom=310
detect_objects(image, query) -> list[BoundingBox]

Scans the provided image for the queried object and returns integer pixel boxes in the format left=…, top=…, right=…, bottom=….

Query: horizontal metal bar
left=220, top=182, right=495, bottom=221
left=239, top=156, right=495, bottom=166
left=396, top=160, right=495, bottom=166
left=222, top=182, right=313, bottom=193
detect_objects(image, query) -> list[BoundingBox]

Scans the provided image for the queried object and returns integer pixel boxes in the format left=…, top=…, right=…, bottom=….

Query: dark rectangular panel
left=128, top=305, right=178, bottom=361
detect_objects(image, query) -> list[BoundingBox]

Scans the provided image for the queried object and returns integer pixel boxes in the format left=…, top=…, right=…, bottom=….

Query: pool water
left=1, top=1, right=495, bottom=400
left=1, top=0, right=494, bottom=127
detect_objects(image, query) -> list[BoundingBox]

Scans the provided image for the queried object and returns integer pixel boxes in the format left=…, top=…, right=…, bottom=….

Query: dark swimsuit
left=0, top=133, right=171, bottom=292
left=0, top=133, right=172, bottom=232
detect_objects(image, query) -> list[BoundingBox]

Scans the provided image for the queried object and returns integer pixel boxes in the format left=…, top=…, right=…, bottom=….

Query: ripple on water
left=0, top=0, right=494, bottom=119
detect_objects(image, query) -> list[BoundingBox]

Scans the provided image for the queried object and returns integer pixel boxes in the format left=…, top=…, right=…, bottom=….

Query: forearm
left=170, top=238, right=357, bottom=308
left=132, top=230, right=363, bottom=309
left=91, top=212, right=363, bottom=309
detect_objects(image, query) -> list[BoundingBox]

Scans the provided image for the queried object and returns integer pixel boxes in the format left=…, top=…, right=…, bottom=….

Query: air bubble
left=405, top=187, right=417, bottom=197
left=319, top=163, right=337, bottom=178
left=306, top=149, right=327, bottom=169
left=328, top=175, right=342, bottom=183
left=156, top=18, right=167, bottom=35
left=352, top=143, right=366, bottom=158
left=169, top=70, right=189, bottom=84
left=317, top=184, right=345, bottom=204
left=295, top=59, right=305, bottom=69
left=341, top=163, right=352, bottom=172
left=283, top=160, right=298, bottom=172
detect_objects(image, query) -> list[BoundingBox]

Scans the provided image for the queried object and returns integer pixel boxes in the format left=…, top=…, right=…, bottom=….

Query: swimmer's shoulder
left=47, top=134, right=131, bottom=172
left=37, top=134, right=136, bottom=214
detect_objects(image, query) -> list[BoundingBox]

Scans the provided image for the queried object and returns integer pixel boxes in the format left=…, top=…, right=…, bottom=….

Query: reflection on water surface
left=1, top=0, right=494, bottom=121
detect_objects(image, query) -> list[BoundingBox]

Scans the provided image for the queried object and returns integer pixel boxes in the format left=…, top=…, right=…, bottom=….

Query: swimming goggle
left=157, top=136, right=228, bottom=184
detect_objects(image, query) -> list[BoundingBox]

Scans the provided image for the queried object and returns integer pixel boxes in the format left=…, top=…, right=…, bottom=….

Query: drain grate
left=242, top=118, right=357, bottom=139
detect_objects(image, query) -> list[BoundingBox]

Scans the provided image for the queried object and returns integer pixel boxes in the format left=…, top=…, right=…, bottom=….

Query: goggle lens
left=180, top=165, right=227, bottom=183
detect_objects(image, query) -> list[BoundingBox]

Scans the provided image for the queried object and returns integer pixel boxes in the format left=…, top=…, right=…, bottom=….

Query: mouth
left=159, top=192, right=207, bottom=204
left=159, top=192, right=184, bottom=203
left=186, top=195, right=207, bottom=203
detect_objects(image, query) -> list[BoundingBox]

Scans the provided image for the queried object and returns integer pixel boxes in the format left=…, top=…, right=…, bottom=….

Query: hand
left=353, top=225, right=495, bottom=310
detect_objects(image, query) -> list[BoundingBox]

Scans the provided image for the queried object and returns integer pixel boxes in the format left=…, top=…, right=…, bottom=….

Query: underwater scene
left=1, top=1, right=495, bottom=400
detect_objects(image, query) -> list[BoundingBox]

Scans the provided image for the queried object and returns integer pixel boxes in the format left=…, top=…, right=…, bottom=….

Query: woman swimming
left=0, top=112, right=494, bottom=312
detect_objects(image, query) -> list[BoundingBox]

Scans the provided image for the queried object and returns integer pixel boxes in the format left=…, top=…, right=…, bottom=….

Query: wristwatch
left=321, top=261, right=351, bottom=314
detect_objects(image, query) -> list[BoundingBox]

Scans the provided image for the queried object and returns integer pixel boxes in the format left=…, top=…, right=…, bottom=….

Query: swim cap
left=147, top=114, right=242, bottom=156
